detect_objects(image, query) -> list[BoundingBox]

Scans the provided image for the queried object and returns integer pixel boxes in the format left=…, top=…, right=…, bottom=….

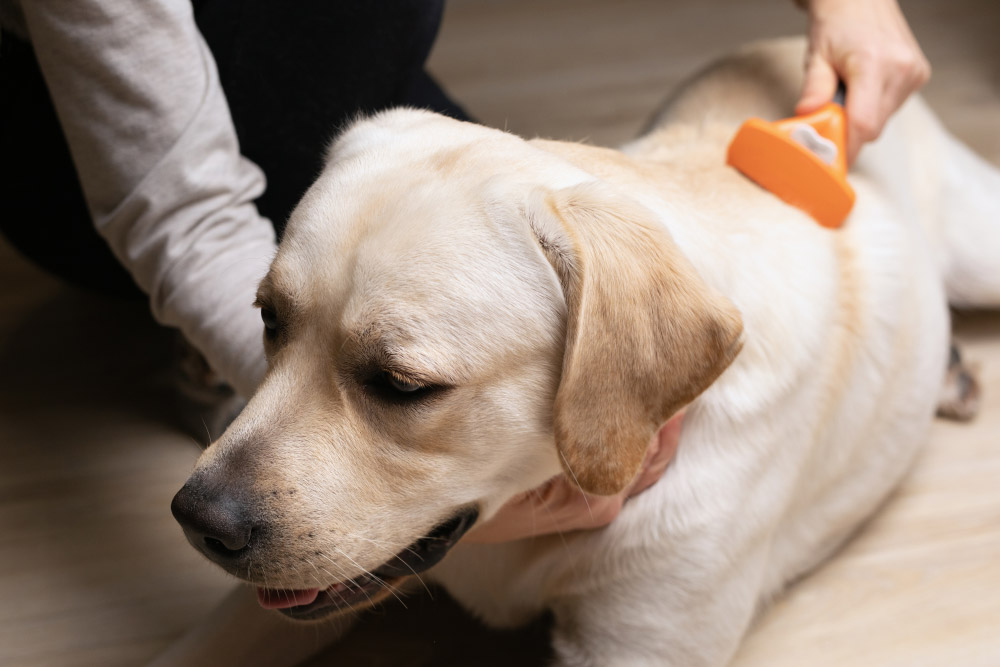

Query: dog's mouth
left=257, top=507, right=479, bottom=620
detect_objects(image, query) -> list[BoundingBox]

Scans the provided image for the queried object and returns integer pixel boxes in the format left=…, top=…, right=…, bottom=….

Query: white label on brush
left=790, top=124, right=838, bottom=165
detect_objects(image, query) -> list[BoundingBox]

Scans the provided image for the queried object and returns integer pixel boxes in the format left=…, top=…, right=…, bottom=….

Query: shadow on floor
left=304, top=592, right=554, bottom=667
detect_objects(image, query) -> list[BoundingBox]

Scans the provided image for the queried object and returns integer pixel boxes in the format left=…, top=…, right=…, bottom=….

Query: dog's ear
left=526, top=182, right=743, bottom=496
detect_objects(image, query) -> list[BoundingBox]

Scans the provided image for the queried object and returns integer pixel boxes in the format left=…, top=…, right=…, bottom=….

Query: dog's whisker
left=346, top=532, right=433, bottom=599
left=305, top=560, right=327, bottom=589
left=341, top=530, right=429, bottom=575
left=558, top=450, right=594, bottom=519
left=326, top=547, right=408, bottom=609
left=317, top=552, right=381, bottom=608
left=200, top=418, right=213, bottom=448
left=339, top=327, right=362, bottom=355
left=324, top=548, right=390, bottom=592
left=312, top=553, right=354, bottom=586
left=313, top=562, right=355, bottom=609
left=529, top=487, right=585, bottom=578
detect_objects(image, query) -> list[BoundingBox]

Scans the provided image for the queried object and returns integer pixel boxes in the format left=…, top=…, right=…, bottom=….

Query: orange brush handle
left=727, top=89, right=856, bottom=229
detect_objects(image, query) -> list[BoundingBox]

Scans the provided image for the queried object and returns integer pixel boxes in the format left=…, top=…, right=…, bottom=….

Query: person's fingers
left=465, top=476, right=622, bottom=543
left=883, top=7, right=931, bottom=95
left=625, top=434, right=662, bottom=496
left=466, top=413, right=685, bottom=543
left=843, top=64, right=886, bottom=165
left=796, top=52, right=839, bottom=115
left=802, top=0, right=931, bottom=163
left=555, top=412, right=686, bottom=530
left=879, top=43, right=931, bottom=118
left=518, top=482, right=623, bottom=535
left=463, top=481, right=550, bottom=544
left=628, top=413, right=684, bottom=497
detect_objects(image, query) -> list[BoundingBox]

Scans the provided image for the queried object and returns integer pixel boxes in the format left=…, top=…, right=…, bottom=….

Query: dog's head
left=171, top=110, right=742, bottom=620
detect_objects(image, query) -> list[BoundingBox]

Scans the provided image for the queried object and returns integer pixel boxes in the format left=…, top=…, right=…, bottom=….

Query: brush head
left=727, top=103, right=855, bottom=228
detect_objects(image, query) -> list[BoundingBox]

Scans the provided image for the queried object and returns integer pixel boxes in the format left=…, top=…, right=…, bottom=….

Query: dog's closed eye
left=365, top=370, right=444, bottom=403
left=385, top=372, right=423, bottom=393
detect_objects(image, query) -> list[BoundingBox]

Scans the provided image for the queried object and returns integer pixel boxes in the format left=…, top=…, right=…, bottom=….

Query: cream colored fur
left=169, top=38, right=1000, bottom=666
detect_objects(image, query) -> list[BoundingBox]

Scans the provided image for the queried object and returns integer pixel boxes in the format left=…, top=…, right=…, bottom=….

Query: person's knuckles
left=884, top=45, right=927, bottom=83
left=843, top=43, right=879, bottom=71
left=910, top=56, right=932, bottom=87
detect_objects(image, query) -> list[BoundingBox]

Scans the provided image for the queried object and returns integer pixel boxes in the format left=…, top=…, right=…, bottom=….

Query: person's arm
left=794, top=0, right=931, bottom=164
left=20, top=0, right=275, bottom=397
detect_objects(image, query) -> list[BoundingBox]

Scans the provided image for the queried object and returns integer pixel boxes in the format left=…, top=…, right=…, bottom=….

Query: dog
left=168, top=38, right=999, bottom=666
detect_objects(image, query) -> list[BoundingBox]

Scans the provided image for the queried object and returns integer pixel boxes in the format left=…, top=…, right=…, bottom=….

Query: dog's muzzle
left=258, top=506, right=479, bottom=620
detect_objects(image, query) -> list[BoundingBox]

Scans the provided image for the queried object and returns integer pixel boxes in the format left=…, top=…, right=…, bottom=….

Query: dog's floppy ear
left=526, top=182, right=743, bottom=496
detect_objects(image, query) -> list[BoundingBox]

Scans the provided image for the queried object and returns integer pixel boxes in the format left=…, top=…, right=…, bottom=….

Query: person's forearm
left=21, top=0, right=276, bottom=396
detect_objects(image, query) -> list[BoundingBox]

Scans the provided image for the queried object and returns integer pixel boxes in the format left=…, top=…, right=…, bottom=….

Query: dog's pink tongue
left=256, top=586, right=320, bottom=609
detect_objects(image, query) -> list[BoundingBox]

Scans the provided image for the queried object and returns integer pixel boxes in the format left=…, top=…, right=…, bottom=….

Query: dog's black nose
left=171, top=482, right=253, bottom=560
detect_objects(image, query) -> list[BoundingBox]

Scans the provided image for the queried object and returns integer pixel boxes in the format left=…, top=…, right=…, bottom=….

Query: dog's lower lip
left=256, top=586, right=320, bottom=610
left=267, top=573, right=401, bottom=620
left=263, top=507, right=480, bottom=619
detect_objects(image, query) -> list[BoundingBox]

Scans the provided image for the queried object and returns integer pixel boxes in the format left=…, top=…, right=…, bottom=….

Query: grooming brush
left=726, top=83, right=855, bottom=228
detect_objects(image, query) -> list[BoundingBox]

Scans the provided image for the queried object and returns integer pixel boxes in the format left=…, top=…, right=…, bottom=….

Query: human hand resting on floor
left=796, top=0, right=931, bottom=165
left=465, top=412, right=685, bottom=543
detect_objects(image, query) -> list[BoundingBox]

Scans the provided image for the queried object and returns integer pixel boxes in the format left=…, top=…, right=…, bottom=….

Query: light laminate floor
left=1, top=1, right=998, bottom=665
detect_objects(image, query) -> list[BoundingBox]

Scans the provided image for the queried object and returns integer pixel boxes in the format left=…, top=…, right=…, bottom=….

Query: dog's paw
left=936, top=342, right=981, bottom=422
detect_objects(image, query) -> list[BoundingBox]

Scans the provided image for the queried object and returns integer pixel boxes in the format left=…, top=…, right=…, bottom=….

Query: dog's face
left=171, top=110, right=743, bottom=620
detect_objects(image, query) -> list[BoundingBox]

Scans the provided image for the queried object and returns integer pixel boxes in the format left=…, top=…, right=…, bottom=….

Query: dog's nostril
left=204, top=534, right=248, bottom=557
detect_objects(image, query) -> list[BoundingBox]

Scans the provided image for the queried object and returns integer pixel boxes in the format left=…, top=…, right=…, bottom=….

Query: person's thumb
left=796, top=54, right=839, bottom=115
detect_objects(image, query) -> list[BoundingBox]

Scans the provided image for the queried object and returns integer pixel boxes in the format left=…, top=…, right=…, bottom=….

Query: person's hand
left=796, top=0, right=931, bottom=165
left=464, top=412, right=684, bottom=544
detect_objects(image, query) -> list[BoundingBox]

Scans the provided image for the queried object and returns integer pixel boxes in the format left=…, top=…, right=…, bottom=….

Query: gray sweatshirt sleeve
left=20, top=0, right=276, bottom=397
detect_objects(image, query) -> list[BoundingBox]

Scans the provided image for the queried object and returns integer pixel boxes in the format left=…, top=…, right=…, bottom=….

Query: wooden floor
left=1, top=1, right=998, bottom=665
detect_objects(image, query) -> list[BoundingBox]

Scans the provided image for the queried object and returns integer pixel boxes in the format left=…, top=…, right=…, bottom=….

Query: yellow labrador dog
left=168, top=39, right=999, bottom=666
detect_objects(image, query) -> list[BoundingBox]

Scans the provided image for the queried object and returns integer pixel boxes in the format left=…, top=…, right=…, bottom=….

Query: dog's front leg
left=146, top=585, right=356, bottom=667
left=547, top=540, right=769, bottom=667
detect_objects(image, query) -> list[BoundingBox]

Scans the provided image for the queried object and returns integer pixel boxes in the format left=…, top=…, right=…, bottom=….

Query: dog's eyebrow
left=254, top=272, right=298, bottom=315
left=347, top=325, right=455, bottom=385
left=254, top=273, right=277, bottom=306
